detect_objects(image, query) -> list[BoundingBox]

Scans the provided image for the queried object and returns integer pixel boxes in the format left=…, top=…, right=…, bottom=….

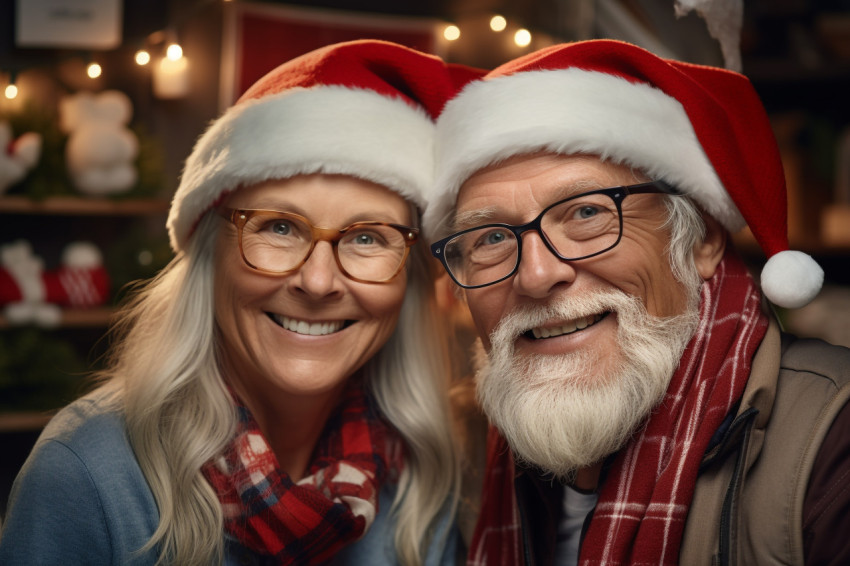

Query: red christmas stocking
left=42, top=242, right=110, bottom=308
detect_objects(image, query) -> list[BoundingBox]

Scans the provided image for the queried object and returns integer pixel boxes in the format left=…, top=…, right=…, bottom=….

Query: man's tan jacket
left=682, top=317, right=850, bottom=565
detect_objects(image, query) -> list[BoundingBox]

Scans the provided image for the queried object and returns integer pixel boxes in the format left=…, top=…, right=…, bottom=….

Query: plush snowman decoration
left=59, top=90, right=139, bottom=195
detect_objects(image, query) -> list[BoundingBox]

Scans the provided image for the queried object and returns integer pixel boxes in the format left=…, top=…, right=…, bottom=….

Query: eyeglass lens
left=240, top=212, right=410, bottom=282
left=442, top=192, right=622, bottom=288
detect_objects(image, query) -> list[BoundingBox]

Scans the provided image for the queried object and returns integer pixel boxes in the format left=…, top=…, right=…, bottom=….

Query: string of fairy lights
left=442, top=14, right=534, bottom=48
left=1, top=2, right=535, bottom=103
left=2, top=40, right=190, bottom=101
left=0, top=0, right=225, bottom=103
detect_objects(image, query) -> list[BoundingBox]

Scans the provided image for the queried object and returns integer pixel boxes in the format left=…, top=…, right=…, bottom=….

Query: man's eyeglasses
left=430, top=181, right=681, bottom=289
left=220, top=208, right=419, bottom=284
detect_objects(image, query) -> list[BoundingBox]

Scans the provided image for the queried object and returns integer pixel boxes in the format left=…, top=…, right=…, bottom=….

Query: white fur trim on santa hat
left=760, top=250, right=824, bottom=309
left=424, top=68, right=745, bottom=238
left=168, top=85, right=435, bottom=251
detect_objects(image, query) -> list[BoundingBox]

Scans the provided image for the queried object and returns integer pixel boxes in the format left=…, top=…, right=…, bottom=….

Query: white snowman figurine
left=59, top=90, right=139, bottom=195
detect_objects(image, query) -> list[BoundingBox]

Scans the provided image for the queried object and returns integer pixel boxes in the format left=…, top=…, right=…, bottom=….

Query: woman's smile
left=267, top=312, right=350, bottom=336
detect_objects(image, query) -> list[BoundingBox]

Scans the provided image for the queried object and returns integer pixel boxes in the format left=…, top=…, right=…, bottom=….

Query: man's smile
left=525, top=312, right=609, bottom=339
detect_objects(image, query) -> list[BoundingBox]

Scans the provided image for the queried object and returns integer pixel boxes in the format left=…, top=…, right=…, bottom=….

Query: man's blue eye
left=485, top=232, right=506, bottom=245
left=576, top=206, right=600, bottom=219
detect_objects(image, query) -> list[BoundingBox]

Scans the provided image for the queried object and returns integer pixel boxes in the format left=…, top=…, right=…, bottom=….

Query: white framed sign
left=16, top=0, right=123, bottom=49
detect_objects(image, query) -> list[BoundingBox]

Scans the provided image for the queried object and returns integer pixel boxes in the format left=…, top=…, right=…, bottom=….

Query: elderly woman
left=0, top=40, right=481, bottom=565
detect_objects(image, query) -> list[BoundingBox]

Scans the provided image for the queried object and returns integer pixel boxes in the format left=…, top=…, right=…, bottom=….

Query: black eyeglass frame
left=219, top=207, right=420, bottom=284
left=430, top=180, right=682, bottom=289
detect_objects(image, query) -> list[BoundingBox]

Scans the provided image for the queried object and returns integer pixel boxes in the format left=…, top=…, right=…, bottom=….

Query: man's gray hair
left=662, top=193, right=708, bottom=301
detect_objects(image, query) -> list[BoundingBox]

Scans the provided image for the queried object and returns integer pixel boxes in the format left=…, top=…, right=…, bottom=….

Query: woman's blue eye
left=354, top=233, right=375, bottom=245
left=272, top=222, right=291, bottom=235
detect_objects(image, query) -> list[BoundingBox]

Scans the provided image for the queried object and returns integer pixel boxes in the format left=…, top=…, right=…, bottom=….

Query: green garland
left=0, top=327, right=93, bottom=411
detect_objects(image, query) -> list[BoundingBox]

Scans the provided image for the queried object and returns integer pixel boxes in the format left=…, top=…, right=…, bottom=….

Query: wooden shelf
left=0, top=196, right=169, bottom=216
left=0, top=196, right=159, bottom=435
left=0, top=411, right=55, bottom=432
left=0, top=307, right=114, bottom=329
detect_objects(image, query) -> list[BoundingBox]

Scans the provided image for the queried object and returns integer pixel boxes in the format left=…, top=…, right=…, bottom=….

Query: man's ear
left=693, top=212, right=727, bottom=280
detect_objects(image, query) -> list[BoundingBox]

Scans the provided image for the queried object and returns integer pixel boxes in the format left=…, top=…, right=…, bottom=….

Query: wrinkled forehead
left=453, top=152, right=650, bottom=225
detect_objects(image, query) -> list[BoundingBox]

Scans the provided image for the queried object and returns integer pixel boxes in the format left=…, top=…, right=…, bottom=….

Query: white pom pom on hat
left=425, top=39, right=823, bottom=308
left=761, top=251, right=824, bottom=309
left=167, top=39, right=484, bottom=252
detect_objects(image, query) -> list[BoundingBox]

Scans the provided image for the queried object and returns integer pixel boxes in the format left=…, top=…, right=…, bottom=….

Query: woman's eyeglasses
left=219, top=208, right=419, bottom=284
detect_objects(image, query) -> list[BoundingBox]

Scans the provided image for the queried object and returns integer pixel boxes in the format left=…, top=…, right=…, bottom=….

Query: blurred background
left=1, top=0, right=850, bottom=513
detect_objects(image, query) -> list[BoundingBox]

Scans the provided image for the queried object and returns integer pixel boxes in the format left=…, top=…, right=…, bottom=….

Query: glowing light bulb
left=443, top=25, right=461, bottom=41
left=490, top=15, right=507, bottom=32
left=4, top=84, right=17, bottom=99
left=87, top=62, right=102, bottom=79
left=166, top=43, right=183, bottom=61
left=514, top=29, right=532, bottom=47
left=135, top=49, right=151, bottom=66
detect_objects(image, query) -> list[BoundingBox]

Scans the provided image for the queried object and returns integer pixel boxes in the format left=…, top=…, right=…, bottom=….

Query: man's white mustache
left=489, top=291, right=631, bottom=346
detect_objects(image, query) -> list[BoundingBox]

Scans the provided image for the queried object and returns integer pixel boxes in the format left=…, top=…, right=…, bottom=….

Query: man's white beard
left=474, top=289, right=700, bottom=480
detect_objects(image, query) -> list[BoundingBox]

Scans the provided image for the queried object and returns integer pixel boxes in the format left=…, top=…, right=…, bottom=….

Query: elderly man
left=424, top=40, right=850, bottom=566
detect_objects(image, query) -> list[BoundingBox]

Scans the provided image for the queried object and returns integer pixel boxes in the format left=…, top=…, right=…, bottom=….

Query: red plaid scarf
left=468, top=251, right=769, bottom=565
left=202, top=381, right=399, bottom=564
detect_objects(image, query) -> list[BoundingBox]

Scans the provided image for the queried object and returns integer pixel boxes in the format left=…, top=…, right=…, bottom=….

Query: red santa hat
left=424, top=39, right=823, bottom=309
left=167, top=39, right=483, bottom=251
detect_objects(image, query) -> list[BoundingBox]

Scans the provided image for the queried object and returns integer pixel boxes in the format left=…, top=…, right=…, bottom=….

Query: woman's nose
left=289, top=242, right=344, bottom=299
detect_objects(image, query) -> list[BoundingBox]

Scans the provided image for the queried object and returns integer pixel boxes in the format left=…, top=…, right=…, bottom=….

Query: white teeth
left=530, top=314, right=602, bottom=339
left=275, top=315, right=344, bottom=336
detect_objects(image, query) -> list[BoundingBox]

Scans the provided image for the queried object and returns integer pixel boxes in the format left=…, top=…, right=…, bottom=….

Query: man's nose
left=512, top=232, right=576, bottom=299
